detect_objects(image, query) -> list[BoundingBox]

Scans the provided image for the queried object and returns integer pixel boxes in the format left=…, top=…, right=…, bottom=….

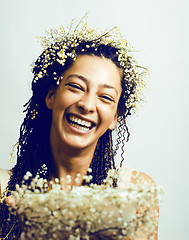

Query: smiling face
left=46, top=55, right=122, bottom=152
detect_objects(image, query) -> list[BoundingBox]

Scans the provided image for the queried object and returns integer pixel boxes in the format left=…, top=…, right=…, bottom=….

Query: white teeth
left=69, top=115, right=92, bottom=128
left=71, top=123, right=89, bottom=132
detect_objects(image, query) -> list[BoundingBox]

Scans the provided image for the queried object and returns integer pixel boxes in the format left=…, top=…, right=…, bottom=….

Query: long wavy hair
left=8, top=42, right=133, bottom=190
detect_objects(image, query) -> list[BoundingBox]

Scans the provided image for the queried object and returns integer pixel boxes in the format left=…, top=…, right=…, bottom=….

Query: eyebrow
left=66, top=74, right=87, bottom=83
left=66, top=74, right=119, bottom=95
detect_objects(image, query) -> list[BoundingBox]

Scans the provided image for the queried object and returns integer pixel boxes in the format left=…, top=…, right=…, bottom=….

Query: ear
left=108, top=113, right=118, bottom=130
left=45, top=88, right=55, bottom=109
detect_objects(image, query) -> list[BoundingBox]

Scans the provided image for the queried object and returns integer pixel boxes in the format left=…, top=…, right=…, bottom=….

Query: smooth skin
left=45, top=55, right=122, bottom=182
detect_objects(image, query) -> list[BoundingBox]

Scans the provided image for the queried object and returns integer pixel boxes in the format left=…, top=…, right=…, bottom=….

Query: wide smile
left=66, top=114, right=96, bottom=132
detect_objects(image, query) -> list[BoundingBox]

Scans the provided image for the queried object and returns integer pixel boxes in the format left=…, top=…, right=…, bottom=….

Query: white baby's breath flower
left=87, top=167, right=92, bottom=173
left=23, top=171, right=32, bottom=180
left=10, top=165, right=163, bottom=240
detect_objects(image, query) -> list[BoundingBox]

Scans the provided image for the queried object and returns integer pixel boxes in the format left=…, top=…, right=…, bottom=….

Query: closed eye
left=100, top=95, right=114, bottom=103
left=66, top=83, right=84, bottom=91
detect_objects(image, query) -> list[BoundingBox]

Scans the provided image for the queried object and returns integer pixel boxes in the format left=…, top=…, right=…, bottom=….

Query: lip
left=64, top=113, right=96, bottom=135
left=66, top=113, right=97, bottom=127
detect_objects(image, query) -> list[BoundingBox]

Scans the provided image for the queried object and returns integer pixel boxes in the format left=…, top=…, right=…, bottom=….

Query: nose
left=77, top=93, right=96, bottom=113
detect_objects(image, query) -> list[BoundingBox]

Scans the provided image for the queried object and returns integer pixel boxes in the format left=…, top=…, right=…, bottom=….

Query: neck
left=50, top=139, right=96, bottom=186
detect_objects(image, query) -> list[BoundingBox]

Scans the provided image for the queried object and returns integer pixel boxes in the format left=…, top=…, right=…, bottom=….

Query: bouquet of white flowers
left=9, top=167, right=163, bottom=240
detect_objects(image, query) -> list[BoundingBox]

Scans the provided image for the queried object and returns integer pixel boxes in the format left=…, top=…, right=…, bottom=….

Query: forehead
left=63, top=55, right=122, bottom=90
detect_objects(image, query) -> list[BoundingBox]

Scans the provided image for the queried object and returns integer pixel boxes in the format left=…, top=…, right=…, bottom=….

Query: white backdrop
left=0, top=0, right=188, bottom=239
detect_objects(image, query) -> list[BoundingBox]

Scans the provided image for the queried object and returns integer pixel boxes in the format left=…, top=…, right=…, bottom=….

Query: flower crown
left=32, top=15, right=148, bottom=114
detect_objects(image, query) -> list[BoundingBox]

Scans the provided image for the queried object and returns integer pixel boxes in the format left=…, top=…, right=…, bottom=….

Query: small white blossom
left=10, top=165, right=163, bottom=240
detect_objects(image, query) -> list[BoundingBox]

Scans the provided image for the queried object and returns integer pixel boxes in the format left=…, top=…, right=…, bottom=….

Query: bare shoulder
left=0, top=168, right=11, bottom=195
left=130, top=171, right=159, bottom=240
left=0, top=168, right=11, bottom=178
left=131, top=170, right=156, bottom=186
left=117, top=166, right=156, bottom=189
left=131, top=170, right=159, bottom=218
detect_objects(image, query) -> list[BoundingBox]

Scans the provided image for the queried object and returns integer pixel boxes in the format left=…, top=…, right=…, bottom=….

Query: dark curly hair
left=0, top=39, right=143, bottom=239
left=8, top=42, right=133, bottom=190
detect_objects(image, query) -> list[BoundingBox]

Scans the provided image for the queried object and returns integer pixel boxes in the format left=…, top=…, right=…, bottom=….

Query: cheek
left=98, top=104, right=117, bottom=123
left=53, top=91, right=74, bottom=110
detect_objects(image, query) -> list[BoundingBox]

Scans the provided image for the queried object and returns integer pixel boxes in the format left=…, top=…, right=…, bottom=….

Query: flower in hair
left=32, top=15, right=148, bottom=114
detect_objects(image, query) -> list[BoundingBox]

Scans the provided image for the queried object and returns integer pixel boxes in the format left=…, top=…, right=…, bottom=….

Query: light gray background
left=0, top=0, right=188, bottom=239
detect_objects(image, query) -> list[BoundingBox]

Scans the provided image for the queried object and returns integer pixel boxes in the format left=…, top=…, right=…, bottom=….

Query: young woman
left=0, top=18, right=158, bottom=239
